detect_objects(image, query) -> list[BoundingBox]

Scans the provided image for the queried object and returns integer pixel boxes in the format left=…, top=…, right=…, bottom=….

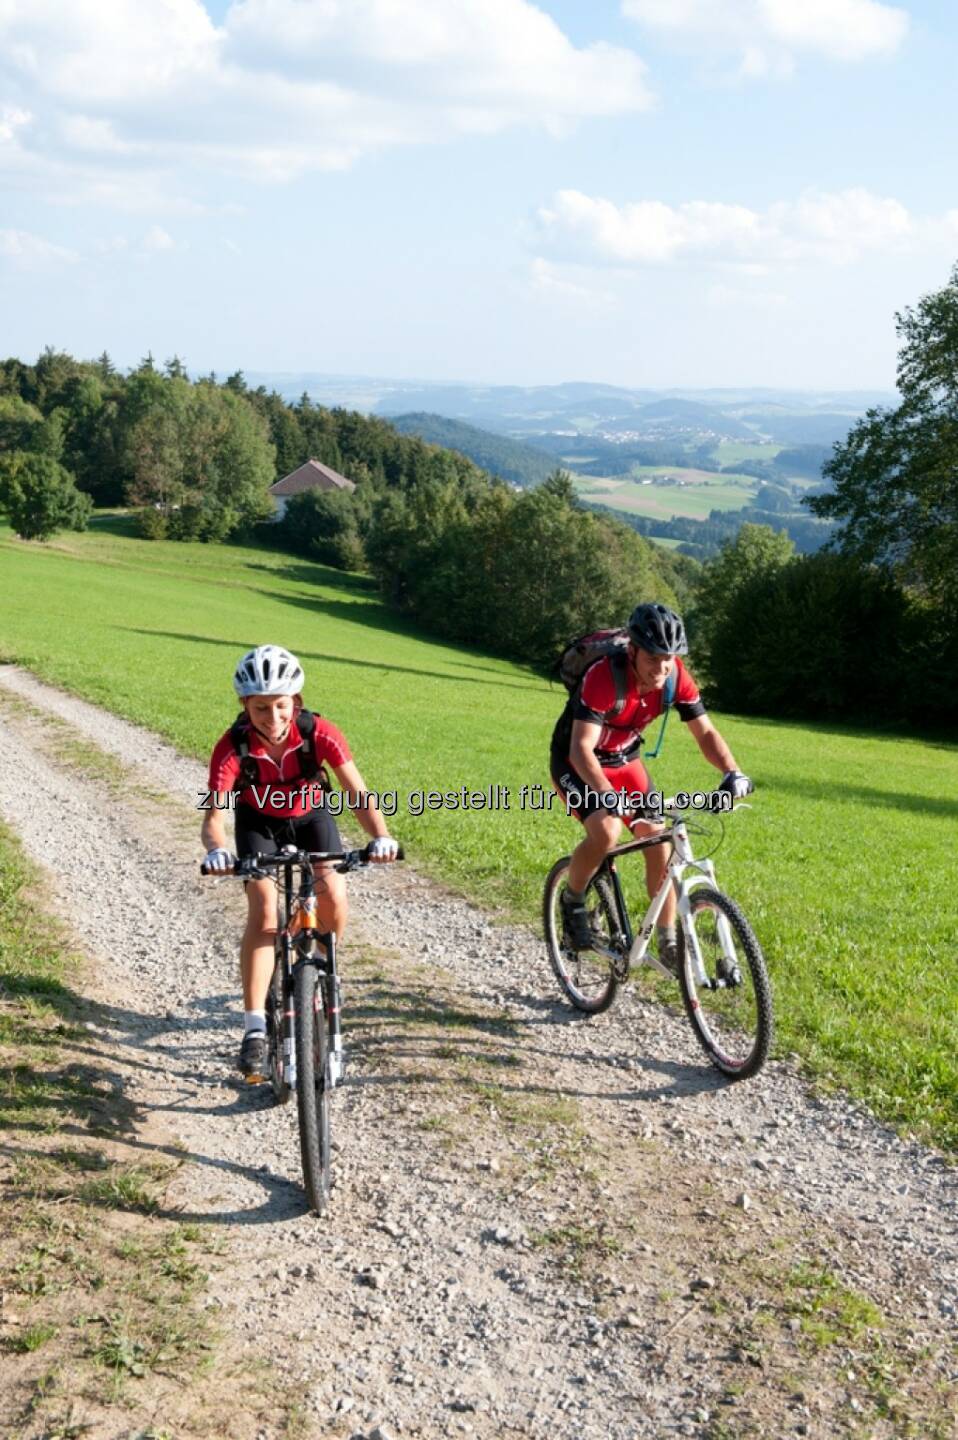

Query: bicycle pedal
left=244, top=1071, right=268, bottom=1085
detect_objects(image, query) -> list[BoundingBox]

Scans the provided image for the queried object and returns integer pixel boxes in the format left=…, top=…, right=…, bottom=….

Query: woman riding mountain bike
left=200, top=644, right=400, bottom=1080
left=549, top=602, right=753, bottom=974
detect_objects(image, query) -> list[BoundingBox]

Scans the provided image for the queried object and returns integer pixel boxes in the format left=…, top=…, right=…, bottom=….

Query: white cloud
left=535, top=187, right=921, bottom=267
left=226, top=0, right=652, bottom=119
left=60, top=115, right=139, bottom=155
left=529, top=257, right=614, bottom=308
left=0, top=0, right=653, bottom=200
left=2, top=0, right=218, bottom=104
left=0, top=227, right=78, bottom=265
left=622, top=0, right=908, bottom=75
left=0, top=104, right=32, bottom=143
left=142, top=225, right=175, bottom=251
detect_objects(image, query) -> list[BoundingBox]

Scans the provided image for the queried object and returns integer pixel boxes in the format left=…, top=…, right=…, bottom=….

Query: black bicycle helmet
left=627, top=602, right=688, bottom=655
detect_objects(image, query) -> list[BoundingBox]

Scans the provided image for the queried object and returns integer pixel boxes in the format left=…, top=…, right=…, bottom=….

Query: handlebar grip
left=360, top=841, right=405, bottom=861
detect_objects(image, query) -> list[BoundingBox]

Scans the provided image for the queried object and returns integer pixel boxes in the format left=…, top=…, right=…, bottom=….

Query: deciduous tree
left=810, top=261, right=958, bottom=618
left=5, top=452, right=92, bottom=540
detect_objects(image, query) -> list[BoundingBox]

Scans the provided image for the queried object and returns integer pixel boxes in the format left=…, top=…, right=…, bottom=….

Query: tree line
left=689, top=262, right=958, bottom=730
left=583, top=492, right=832, bottom=560
left=0, top=349, right=686, bottom=670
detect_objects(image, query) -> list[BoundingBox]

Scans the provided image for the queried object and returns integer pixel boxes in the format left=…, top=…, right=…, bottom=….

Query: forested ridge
left=385, top=411, right=557, bottom=488
left=0, top=349, right=686, bottom=670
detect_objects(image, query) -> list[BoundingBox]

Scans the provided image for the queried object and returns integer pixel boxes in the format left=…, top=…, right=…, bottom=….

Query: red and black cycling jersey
left=570, top=655, right=706, bottom=760
left=207, top=713, right=352, bottom=819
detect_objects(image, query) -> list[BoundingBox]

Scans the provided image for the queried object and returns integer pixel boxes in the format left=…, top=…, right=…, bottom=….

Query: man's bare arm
left=686, top=714, right=739, bottom=775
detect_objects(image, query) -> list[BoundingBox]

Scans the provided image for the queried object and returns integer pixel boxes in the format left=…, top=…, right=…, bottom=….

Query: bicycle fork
left=322, top=932, right=344, bottom=1088
left=279, top=935, right=298, bottom=1090
left=675, top=855, right=738, bottom=990
left=280, top=930, right=344, bottom=1091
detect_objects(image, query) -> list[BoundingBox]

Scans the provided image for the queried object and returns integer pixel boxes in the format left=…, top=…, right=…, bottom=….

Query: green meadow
left=713, top=440, right=783, bottom=466
left=575, top=469, right=758, bottom=521
left=2, top=515, right=956, bottom=1149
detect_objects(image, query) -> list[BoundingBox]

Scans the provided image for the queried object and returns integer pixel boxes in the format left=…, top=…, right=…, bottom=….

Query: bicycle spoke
left=543, top=860, right=623, bottom=1014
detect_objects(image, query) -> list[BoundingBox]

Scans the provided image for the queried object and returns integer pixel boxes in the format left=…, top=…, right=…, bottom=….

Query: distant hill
left=240, top=372, right=892, bottom=455
left=387, top=412, right=558, bottom=487
left=738, top=411, right=860, bottom=446
left=632, top=399, right=756, bottom=439
left=374, top=382, right=651, bottom=433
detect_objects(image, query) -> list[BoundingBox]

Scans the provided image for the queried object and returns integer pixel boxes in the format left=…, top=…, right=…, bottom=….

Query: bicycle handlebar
left=625, top=792, right=741, bottom=820
left=201, top=842, right=405, bottom=877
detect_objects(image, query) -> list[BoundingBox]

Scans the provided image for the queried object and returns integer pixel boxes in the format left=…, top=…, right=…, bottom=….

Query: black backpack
left=555, top=627, right=632, bottom=708
left=551, top=629, right=676, bottom=761
left=229, top=708, right=331, bottom=793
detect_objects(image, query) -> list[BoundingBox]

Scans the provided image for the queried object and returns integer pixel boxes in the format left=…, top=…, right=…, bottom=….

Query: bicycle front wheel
left=543, top=858, right=623, bottom=1015
left=678, top=887, right=773, bottom=1080
left=294, top=962, right=331, bottom=1214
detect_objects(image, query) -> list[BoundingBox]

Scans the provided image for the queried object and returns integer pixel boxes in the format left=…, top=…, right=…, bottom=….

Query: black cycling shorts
left=234, top=803, right=341, bottom=862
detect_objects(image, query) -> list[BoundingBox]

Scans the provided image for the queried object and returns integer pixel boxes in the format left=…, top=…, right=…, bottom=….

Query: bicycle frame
left=275, top=857, right=341, bottom=1091
left=597, top=813, right=736, bottom=987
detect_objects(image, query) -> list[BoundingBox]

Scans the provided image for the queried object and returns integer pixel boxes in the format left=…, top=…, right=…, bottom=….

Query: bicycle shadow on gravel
left=1, top=975, right=326, bottom=1225
left=7, top=989, right=252, bottom=1098
left=1, top=1129, right=312, bottom=1229
left=506, top=988, right=732, bottom=1097
left=346, top=975, right=729, bottom=1105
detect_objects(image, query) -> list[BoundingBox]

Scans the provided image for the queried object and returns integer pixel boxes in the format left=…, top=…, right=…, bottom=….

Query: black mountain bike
left=205, top=843, right=401, bottom=1213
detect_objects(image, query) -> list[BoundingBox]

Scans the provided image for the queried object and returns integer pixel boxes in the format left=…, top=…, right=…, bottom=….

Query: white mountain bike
left=543, top=795, right=773, bottom=1080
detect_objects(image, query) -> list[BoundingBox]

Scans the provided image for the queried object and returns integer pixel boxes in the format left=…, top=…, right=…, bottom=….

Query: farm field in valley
left=575, top=467, right=759, bottom=520
left=713, top=439, right=783, bottom=465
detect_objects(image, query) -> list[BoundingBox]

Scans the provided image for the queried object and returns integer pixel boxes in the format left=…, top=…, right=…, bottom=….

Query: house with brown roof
left=268, top=458, right=356, bottom=518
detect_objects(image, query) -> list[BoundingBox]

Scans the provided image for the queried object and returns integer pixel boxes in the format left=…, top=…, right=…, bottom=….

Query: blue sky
left=2, top=0, right=956, bottom=389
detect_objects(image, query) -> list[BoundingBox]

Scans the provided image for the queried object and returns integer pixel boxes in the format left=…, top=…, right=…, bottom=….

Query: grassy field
left=713, top=440, right=783, bottom=466
left=1, top=516, right=957, bottom=1150
left=575, top=468, right=758, bottom=521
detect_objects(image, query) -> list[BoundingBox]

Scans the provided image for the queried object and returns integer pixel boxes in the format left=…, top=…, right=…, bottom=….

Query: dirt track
left=0, top=664, right=955, bottom=1440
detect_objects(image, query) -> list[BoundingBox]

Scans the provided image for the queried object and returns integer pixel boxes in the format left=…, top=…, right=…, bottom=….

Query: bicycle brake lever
left=235, top=859, right=269, bottom=880
left=345, top=843, right=406, bottom=870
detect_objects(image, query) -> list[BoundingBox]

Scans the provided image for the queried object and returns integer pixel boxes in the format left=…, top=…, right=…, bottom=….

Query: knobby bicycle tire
left=266, top=952, right=291, bottom=1106
left=542, top=858, right=624, bottom=1015
left=678, top=886, right=773, bottom=1080
left=294, top=961, right=331, bottom=1214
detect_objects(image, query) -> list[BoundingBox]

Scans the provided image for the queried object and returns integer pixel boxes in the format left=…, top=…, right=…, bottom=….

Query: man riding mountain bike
left=550, top=602, right=752, bottom=972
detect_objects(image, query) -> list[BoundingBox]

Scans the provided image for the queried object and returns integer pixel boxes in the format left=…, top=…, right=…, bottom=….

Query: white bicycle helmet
left=233, top=645, right=305, bottom=697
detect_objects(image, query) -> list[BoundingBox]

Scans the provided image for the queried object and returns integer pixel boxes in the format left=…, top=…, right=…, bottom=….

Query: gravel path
left=0, top=664, right=954, bottom=1440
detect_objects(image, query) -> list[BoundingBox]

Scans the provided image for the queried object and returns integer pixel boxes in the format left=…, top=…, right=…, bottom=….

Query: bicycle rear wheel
left=543, top=859, right=624, bottom=1015
left=678, top=887, right=773, bottom=1080
left=265, top=954, right=291, bottom=1105
left=294, top=961, right=331, bottom=1214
